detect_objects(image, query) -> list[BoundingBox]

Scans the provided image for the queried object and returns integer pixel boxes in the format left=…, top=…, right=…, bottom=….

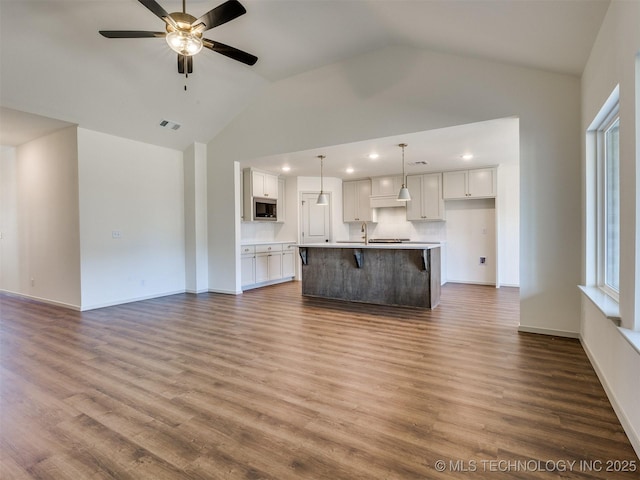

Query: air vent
left=159, top=119, right=181, bottom=130
left=408, top=160, right=429, bottom=166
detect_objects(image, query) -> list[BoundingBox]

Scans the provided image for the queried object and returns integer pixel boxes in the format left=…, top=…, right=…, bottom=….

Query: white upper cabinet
left=276, top=178, right=286, bottom=223
left=406, top=173, right=445, bottom=221
left=343, top=179, right=373, bottom=222
left=369, top=175, right=405, bottom=208
left=371, top=175, right=404, bottom=197
left=443, top=167, right=496, bottom=199
left=251, top=170, right=279, bottom=199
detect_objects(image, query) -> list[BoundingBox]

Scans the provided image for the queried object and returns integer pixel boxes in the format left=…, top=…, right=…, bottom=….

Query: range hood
left=369, top=175, right=406, bottom=208
left=370, top=196, right=406, bottom=208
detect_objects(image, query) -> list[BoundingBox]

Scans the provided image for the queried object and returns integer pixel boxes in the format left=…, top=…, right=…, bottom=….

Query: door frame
left=299, top=191, right=332, bottom=245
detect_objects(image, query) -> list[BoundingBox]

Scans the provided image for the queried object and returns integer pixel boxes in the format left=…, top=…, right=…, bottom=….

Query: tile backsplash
left=347, top=207, right=446, bottom=242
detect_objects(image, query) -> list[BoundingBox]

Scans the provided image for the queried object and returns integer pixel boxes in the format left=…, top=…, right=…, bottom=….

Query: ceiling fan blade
left=138, top=0, right=177, bottom=28
left=192, top=0, right=246, bottom=32
left=177, top=54, right=194, bottom=74
left=203, top=39, right=257, bottom=66
left=100, top=30, right=166, bottom=38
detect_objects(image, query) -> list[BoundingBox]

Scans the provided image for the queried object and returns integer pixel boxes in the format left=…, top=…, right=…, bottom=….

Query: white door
left=301, top=192, right=331, bottom=244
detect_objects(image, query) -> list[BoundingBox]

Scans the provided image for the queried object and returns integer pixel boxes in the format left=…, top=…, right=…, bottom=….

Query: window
left=597, top=103, right=620, bottom=299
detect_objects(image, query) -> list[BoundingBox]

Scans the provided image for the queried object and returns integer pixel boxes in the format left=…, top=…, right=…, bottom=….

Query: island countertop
left=297, top=243, right=441, bottom=308
left=297, top=242, right=441, bottom=250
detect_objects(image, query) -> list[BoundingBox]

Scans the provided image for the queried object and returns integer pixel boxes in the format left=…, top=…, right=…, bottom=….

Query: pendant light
left=397, top=143, right=411, bottom=201
left=317, top=155, right=329, bottom=205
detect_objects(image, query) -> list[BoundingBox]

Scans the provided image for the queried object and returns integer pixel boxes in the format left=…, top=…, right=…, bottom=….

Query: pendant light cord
left=318, top=155, right=325, bottom=193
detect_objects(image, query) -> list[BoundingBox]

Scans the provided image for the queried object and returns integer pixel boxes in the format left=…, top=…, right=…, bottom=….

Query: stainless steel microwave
left=254, top=198, right=277, bottom=221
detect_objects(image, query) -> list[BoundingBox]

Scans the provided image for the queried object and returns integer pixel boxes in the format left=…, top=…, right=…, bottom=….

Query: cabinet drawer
left=241, top=245, right=256, bottom=255
left=256, top=244, right=283, bottom=254
left=283, top=243, right=297, bottom=252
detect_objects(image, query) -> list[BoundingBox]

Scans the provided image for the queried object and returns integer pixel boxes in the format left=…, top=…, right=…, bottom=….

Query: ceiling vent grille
left=408, top=160, right=429, bottom=166
left=159, top=119, right=181, bottom=130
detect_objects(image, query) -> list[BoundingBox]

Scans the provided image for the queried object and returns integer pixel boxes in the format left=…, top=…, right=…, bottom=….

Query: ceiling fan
left=99, top=0, right=257, bottom=77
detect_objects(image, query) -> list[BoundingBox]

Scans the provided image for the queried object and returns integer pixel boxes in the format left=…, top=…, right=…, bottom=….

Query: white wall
left=497, top=162, right=520, bottom=286
left=184, top=142, right=209, bottom=293
left=580, top=0, right=640, bottom=457
left=207, top=44, right=580, bottom=334
left=0, top=146, right=19, bottom=293
left=0, top=127, right=81, bottom=308
left=207, top=159, right=242, bottom=294
left=77, top=128, right=185, bottom=309
left=445, top=199, right=496, bottom=285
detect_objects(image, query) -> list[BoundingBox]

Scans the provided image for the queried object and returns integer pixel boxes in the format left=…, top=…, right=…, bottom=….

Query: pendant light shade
left=316, top=192, right=329, bottom=205
left=397, top=143, right=411, bottom=201
left=317, top=155, right=329, bottom=205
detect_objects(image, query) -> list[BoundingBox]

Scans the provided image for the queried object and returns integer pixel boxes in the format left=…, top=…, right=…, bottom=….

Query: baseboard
left=517, top=325, right=580, bottom=339
left=580, top=336, right=640, bottom=458
left=208, top=288, right=242, bottom=295
left=241, top=277, right=295, bottom=291
left=445, top=280, right=496, bottom=286
left=0, top=289, right=81, bottom=311
left=80, top=290, right=186, bottom=311
left=185, top=289, right=209, bottom=294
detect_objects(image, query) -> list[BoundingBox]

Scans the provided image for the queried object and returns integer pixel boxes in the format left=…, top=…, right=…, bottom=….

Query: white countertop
left=298, top=242, right=441, bottom=250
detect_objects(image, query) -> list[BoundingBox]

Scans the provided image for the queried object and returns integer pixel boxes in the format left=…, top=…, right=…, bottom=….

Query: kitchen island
left=298, top=243, right=441, bottom=308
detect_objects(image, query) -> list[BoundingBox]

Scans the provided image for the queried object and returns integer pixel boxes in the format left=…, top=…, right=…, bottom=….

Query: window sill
left=618, top=328, right=640, bottom=355
left=578, top=285, right=621, bottom=326
left=578, top=285, right=640, bottom=355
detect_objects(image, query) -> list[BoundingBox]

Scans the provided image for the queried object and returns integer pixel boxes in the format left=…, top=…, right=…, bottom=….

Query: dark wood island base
left=299, top=245, right=441, bottom=308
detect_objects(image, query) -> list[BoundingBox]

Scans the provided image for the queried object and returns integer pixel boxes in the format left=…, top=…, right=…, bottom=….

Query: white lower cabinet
left=242, top=242, right=296, bottom=290
left=282, top=251, right=295, bottom=277
left=241, top=245, right=256, bottom=287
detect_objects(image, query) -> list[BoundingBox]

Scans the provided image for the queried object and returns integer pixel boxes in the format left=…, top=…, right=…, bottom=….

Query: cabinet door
left=343, top=181, right=358, bottom=222
left=252, top=171, right=265, bottom=197
left=422, top=173, right=445, bottom=220
left=241, top=255, right=255, bottom=287
left=255, top=254, right=269, bottom=283
left=268, top=252, right=282, bottom=280
left=468, top=168, right=496, bottom=198
left=443, top=171, right=468, bottom=199
left=372, top=176, right=401, bottom=196
left=405, top=175, right=423, bottom=221
left=264, top=174, right=278, bottom=198
left=276, top=178, right=286, bottom=222
left=356, top=180, right=372, bottom=222
left=282, top=252, right=295, bottom=277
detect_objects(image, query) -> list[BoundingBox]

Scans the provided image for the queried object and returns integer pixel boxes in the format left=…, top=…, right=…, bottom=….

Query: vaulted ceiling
left=0, top=0, right=609, bottom=153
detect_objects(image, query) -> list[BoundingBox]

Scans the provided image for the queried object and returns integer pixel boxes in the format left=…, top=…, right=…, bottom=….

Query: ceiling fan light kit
left=99, top=0, right=257, bottom=80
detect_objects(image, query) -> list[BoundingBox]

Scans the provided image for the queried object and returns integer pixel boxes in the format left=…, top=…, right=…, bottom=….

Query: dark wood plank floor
left=1, top=282, right=637, bottom=479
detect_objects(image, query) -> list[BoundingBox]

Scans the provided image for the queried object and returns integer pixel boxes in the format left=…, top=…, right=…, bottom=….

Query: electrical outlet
left=112, top=230, right=122, bottom=239
left=479, top=256, right=486, bottom=265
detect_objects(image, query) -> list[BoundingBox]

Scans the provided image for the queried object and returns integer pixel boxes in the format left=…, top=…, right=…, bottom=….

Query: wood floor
left=1, top=282, right=637, bottom=479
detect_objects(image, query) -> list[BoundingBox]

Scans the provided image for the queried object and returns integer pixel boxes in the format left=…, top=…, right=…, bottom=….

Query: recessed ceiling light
left=462, top=153, right=473, bottom=160
left=346, top=167, right=354, bottom=174
left=368, top=153, right=379, bottom=159
left=282, top=166, right=291, bottom=172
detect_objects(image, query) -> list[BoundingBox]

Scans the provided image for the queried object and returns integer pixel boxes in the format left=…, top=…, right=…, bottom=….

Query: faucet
left=361, top=222, right=368, bottom=244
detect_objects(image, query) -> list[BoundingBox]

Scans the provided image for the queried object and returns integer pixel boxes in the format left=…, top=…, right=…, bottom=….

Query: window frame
left=596, top=103, right=620, bottom=301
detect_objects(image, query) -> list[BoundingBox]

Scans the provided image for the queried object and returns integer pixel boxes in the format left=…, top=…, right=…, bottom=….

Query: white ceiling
left=241, top=116, right=519, bottom=179
left=0, top=0, right=608, bottom=160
